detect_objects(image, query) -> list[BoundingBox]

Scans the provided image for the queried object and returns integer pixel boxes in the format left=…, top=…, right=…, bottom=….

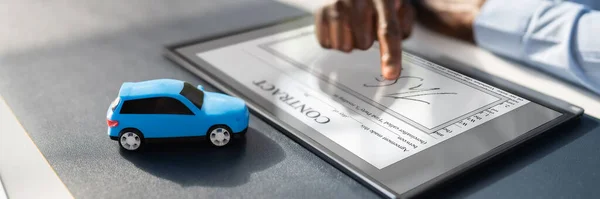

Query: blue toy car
left=106, top=79, right=249, bottom=151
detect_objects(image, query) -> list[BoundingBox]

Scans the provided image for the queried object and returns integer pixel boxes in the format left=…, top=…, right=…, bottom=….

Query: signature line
left=385, top=92, right=458, bottom=105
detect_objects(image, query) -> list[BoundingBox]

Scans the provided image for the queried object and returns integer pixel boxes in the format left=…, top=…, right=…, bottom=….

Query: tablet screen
left=171, top=21, right=572, bottom=197
left=194, top=25, right=560, bottom=168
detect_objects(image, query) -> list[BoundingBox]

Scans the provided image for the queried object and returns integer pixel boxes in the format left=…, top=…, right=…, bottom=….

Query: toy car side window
left=154, top=97, right=194, bottom=115
left=120, top=98, right=159, bottom=114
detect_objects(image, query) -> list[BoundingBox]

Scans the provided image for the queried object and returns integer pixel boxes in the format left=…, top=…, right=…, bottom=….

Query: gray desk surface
left=0, top=1, right=599, bottom=198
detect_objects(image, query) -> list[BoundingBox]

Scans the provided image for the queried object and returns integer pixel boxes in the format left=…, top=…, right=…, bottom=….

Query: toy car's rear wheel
left=119, top=130, right=144, bottom=151
left=207, top=126, right=232, bottom=147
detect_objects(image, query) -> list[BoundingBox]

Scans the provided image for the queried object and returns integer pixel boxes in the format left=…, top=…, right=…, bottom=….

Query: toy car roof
left=118, top=79, right=185, bottom=98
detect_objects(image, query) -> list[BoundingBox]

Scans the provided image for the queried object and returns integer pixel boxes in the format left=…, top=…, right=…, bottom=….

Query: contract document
left=196, top=26, right=529, bottom=169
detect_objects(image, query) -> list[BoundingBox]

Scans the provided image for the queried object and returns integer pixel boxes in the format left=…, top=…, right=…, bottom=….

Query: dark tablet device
left=164, top=16, right=583, bottom=198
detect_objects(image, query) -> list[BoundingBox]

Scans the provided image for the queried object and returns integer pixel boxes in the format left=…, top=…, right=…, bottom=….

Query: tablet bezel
left=164, top=15, right=583, bottom=198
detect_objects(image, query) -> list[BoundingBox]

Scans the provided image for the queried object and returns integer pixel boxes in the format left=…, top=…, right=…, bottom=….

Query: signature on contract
left=363, top=76, right=457, bottom=105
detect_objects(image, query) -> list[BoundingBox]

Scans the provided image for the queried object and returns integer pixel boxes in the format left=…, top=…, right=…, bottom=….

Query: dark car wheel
left=119, top=129, right=144, bottom=151
left=207, top=125, right=232, bottom=147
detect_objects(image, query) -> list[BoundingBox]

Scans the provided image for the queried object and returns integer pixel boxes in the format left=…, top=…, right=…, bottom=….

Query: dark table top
left=0, top=1, right=599, bottom=198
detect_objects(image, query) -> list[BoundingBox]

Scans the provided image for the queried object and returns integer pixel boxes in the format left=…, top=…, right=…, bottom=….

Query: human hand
left=413, top=0, right=486, bottom=42
left=314, top=0, right=415, bottom=80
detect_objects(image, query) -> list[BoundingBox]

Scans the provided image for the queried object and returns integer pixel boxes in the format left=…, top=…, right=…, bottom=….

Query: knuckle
left=327, top=7, right=341, bottom=20
left=341, top=0, right=357, bottom=8
left=339, top=46, right=352, bottom=53
left=350, top=0, right=362, bottom=7
left=378, top=24, right=401, bottom=38
left=333, top=0, right=345, bottom=9
left=357, top=41, right=374, bottom=50
left=342, top=44, right=353, bottom=52
left=328, top=1, right=350, bottom=20
left=317, top=7, right=331, bottom=23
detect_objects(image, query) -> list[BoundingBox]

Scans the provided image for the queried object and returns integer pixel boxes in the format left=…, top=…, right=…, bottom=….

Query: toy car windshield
left=180, top=82, right=204, bottom=109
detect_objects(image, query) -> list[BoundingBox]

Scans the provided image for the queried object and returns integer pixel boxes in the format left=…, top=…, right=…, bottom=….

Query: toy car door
left=151, top=97, right=198, bottom=137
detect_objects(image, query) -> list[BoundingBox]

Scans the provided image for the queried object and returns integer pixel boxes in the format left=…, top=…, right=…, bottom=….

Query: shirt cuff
left=473, top=0, right=547, bottom=60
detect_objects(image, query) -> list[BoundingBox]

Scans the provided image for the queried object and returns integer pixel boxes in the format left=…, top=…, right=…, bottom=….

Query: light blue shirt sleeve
left=473, top=0, right=600, bottom=94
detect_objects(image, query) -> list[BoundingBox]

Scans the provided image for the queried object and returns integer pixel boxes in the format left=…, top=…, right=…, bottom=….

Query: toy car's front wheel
left=207, top=125, right=232, bottom=147
left=119, top=129, right=144, bottom=151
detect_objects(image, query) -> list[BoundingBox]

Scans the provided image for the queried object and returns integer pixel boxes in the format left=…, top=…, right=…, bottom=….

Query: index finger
left=372, top=0, right=403, bottom=80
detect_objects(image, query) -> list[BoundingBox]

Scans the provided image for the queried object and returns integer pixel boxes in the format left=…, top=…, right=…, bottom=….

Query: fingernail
left=382, top=66, right=401, bottom=80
